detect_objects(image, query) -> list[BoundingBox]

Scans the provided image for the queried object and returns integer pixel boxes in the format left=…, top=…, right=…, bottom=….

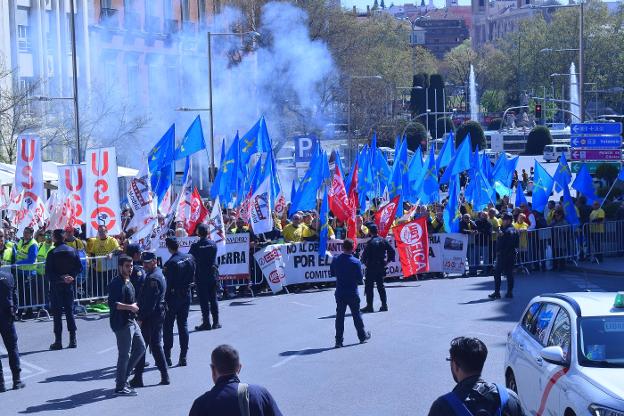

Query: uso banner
left=85, top=148, right=121, bottom=237
left=253, top=244, right=286, bottom=293
left=153, top=233, right=250, bottom=280
left=58, top=164, right=86, bottom=226
left=14, top=135, right=47, bottom=231
left=392, top=217, right=429, bottom=277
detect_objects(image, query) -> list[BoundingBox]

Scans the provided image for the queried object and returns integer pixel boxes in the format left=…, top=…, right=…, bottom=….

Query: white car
left=504, top=292, right=624, bottom=416
left=543, top=144, right=571, bottom=162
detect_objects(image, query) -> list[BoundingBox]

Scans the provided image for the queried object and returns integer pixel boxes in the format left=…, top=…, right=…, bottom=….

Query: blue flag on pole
left=532, top=161, right=554, bottom=212
left=553, top=152, right=572, bottom=191
left=148, top=124, right=176, bottom=205
left=174, top=115, right=206, bottom=160
left=318, top=185, right=329, bottom=257
left=443, top=174, right=461, bottom=233
left=416, top=146, right=439, bottom=205
left=451, top=134, right=472, bottom=175
left=571, top=163, right=598, bottom=204
left=515, top=182, right=528, bottom=208
left=436, top=132, right=455, bottom=171
left=389, top=139, right=407, bottom=208
left=562, top=185, right=580, bottom=226
left=407, top=147, right=424, bottom=203
left=618, top=166, right=624, bottom=181
left=240, top=116, right=272, bottom=166
left=210, top=133, right=241, bottom=206
left=290, top=151, right=329, bottom=214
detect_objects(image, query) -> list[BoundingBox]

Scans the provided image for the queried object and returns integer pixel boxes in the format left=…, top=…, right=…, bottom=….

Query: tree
left=373, top=0, right=379, bottom=11
left=412, top=46, right=439, bottom=75
left=524, top=126, right=552, bottom=155
left=436, top=117, right=455, bottom=139
left=380, top=0, right=386, bottom=9
left=595, top=163, right=620, bottom=186
left=456, top=121, right=485, bottom=151
left=404, top=122, right=427, bottom=152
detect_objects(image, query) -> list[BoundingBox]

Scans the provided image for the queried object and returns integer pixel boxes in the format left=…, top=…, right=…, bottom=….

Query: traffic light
left=535, top=104, right=542, bottom=120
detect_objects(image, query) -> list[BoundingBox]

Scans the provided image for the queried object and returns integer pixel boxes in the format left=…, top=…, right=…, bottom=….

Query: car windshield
left=578, top=316, right=624, bottom=368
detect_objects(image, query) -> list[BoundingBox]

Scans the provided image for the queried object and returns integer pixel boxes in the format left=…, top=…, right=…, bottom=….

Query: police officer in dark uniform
left=129, top=251, right=170, bottom=387
left=0, top=269, right=25, bottom=392
left=189, top=224, right=220, bottom=331
left=163, top=237, right=196, bottom=367
left=46, top=229, right=83, bottom=350
left=360, top=223, right=395, bottom=313
left=489, top=213, right=519, bottom=300
left=126, top=244, right=146, bottom=298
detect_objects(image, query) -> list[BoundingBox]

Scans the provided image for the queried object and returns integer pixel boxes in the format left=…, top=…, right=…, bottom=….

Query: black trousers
left=164, top=293, right=190, bottom=355
left=135, top=318, right=168, bottom=378
left=50, top=287, right=76, bottom=336
left=364, top=271, right=387, bottom=307
left=493, top=259, right=514, bottom=295
left=335, top=296, right=366, bottom=343
left=0, top=312, right=21, bottom=379
left=196, top=282, right=219, bottom=324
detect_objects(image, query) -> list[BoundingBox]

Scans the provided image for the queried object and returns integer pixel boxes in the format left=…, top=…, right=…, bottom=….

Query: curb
left=567, top=265, right=624, bottom=277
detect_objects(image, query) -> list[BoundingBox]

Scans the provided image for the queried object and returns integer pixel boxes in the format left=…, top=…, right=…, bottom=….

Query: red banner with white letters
left=328, top=164, right=351, bottom=222
left=85, top=147, right=121, bottom=237
left=392, top=216, right=429, bottom=277
left=374, top=195, right=400, bottom=238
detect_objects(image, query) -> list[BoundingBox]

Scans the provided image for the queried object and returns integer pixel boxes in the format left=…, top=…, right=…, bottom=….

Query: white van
left=543, top=144, right=570, bottom=162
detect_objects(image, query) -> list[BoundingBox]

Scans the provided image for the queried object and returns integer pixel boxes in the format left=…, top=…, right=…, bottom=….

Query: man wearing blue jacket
left=329, top=238, right=371, bottom=348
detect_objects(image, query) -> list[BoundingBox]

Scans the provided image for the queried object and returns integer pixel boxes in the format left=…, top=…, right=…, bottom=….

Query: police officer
left=46, top=229, right=83, bottom=350
left=189, top=224, right=220, bottom=331
left=489, top=213, right=519, bottom=300
left=0, top=270, right=25, bottom=392
left=126, top=244, right=146, bottom=298
left=360, top=223, right=395, bottom=313
left=163, top=237, right=196, bottom=367
left=129, top=251, right=170, bottom=388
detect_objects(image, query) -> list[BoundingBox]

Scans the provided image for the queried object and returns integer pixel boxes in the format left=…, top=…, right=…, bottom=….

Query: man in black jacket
left=189, top=344, right=283, bottom=416
left=428, top=337, right=524, bottom=416
left=489, top=214, right=519, bottom=300
left=0, top=270, right=25, bottom=392
left=46, top=229, right=83, bottom=350
left=189, top=224, right=219, bottom=331
left=360, top=224, right=395, bottom=313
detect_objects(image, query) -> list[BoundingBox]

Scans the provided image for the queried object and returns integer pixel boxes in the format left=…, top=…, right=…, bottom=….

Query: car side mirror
left=540, top=346, right=568, bottom=366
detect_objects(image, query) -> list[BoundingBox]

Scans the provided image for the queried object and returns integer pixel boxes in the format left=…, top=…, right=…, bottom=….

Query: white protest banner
left=250, top=176, right=273, bottom=234
left=253, top=244, right=286, bottom=293
left=274, top=240, right=343, bottom=286
left=57, top=164, right=87, bottom=226
left=431, top=233, right=468, bottom=274
left=126, top=164, right=157, bottom=232
left=153, top=233, right=250, bottom=280
left=14, top=135, right=47, bottom=230
left=85, top=147, right=121, bottom=237
left=207, top=197, right=226, bottom=246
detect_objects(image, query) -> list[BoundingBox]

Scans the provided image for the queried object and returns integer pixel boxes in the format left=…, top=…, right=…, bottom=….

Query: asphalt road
left=2, top=269, right=622, bottom=416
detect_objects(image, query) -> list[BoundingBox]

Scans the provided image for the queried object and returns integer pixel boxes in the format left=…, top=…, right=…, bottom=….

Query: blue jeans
left=335, top=296, right=366, bottom=343
left=114, top=320, right=145, bottom=390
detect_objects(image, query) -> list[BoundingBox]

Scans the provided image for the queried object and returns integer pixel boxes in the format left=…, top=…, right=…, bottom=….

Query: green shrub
left=524, top=126, right=552, bottom=155
left=456, top=121, right=486, bottom=151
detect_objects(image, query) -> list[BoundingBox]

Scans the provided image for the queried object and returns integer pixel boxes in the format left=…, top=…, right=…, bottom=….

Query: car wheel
left=506, top=369, right=518, bottom=393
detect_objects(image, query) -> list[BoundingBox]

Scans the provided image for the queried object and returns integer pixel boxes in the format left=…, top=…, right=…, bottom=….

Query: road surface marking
left=97, top=346, right=117, bottom=354
left=397, top=320, right=443, bottom=329
left=290, top=301, right=314, bottom=307
left=272, top=348, right=312, bottom=368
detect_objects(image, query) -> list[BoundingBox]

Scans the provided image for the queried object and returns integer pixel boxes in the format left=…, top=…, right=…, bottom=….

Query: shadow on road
left=229, top=301, right=256, bottom=307
left=19, top=388, right=115, bottom=413
left=39, top=366, right=117, bottom=383
left=279, top=343, right=360, bottom=356
left=460, top=298, right=495, bottom=305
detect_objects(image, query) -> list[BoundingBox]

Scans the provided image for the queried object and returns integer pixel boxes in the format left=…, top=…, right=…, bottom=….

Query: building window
left=127, top=63, right=140, bottom=103
left=163, top=0, right=173, bottom=19
left=198, top=0, right=207, bottom=23
left=145, top=0, right=159, bottom=17
left=17, top=25, right=31, bottom=52
left=181, top=0, right=190, bottom=21
left=124, top=0, right=136, bottom=10
left=101, top=0, right=112, bottom=9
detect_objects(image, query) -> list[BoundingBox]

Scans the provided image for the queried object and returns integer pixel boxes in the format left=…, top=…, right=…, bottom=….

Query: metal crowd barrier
left=582, top=220, right=624, bottom=263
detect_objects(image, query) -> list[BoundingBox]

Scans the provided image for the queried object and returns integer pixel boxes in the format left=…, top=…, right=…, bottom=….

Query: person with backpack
left=427, top=337, right=524, bottom=416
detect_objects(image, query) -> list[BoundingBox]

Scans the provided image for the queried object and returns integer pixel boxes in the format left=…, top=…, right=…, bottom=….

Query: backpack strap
left=441, top=392, right=474, bottom=416
left=237, top=383, right=250, bottom=416
left=494, top=383, right=509, bottom=416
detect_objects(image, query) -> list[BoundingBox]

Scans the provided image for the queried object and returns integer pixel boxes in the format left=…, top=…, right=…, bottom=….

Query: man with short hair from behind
left=188, top=344, right=283, bottom=416
left=427, top=336, right=524, bottom=416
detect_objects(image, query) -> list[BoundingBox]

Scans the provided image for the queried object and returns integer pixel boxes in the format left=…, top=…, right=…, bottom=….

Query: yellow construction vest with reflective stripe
left=36, top=242, right=55, bottom=275
left=16, top=238, right=37, bottom=271
left=2, top=242, right=14, bottom=265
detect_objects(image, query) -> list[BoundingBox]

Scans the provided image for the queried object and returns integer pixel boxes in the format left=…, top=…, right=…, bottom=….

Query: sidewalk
left=568, top=257, right=624, bottom=277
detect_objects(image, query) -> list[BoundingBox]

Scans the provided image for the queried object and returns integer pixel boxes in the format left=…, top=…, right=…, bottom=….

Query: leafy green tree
left=524, top=126, right=552, bottom=155
left=456, top=121, right=485, bottom=151
left=595, top=163, right=620, bottom=186
left=405, top=122, right=428, bottom=152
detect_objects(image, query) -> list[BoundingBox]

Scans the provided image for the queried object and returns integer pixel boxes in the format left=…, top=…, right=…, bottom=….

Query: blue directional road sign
left=570, top=136, right=622, bottom=148
left=571, top=123, right=622, bottom=135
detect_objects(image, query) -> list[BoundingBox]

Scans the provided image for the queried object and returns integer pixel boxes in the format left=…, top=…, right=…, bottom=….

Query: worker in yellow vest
left=13, top=227, right=39, bottom=316
left=0, top=230, right=14, bottom=265
left=36, top=231, right=55, bottom=276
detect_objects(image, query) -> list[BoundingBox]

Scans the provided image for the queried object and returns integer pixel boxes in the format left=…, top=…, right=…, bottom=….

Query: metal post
left=443, top=87, right=447, bottom=137
left=69, top=0, right=81, bottom=163
left=207, top=31, right=216, bottom=181
left=347, top=80, right=352, bottom=166
left=579, top=1, right=584, bottom=122
left=434, top=89, right=438, bottom=139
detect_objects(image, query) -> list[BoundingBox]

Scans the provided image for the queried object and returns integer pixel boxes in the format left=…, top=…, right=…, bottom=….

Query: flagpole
left=599, top=179, right=618, bottom=209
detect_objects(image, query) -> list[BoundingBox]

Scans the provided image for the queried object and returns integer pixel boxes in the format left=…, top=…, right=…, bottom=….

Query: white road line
left=469, top=331, right=508, bottom=339
left=271, top=349, right=311, bottom=368
left=97, top=346, right=117, bottom=354
left=397, top=320, right=444, bottom=329
left=290, top=301, right=314, bottom=308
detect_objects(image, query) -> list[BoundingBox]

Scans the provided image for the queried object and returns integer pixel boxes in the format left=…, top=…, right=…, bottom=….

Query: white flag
left=14, top=135, right=47, bottom=227
left=126, top=164, right=157, bottom=233
left=250, top=177, right=273, bottom=235
left=85, top=147, right=121, bottom=237
left=207, top=197, right=226, bottom=246
left=57, top=164, right=86, bottom=226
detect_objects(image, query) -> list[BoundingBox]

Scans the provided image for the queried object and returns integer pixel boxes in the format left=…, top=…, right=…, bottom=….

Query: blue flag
left=451, top=134, right=472, bottom=175
left=175, top=116, right=206, bottom=160
left=619, top=166, right=624, bottom=181
left=318, top=186, right=329, bottom=257
left=374, top=150, right=392, bottom=193
left=515, top=182, right=528, bottom=208
left=532, top=161, right=554, bottom=212
left=263, top=151, right=281, bottom=205
left=436, top=132, right=455, bottom=171
left=562, top=185, right=580, bottom=226
left=553, top=152, right=572, bottom=191
left=290, top=151, right=329, bottom=214
left=148, top=124, right=176, bottom=205
left=505, top=156, right=519, bottom=186
left=240, top=116, right=272, bottom=166
left=473, top=171, right=495, bottom=212
left=491, top=154, right=508, bottom=186
left=210, top=133, right=241, bottom=206
left=248, top=157, right=264, bottom=195
left=407, top=147, right=424, bottom=203
left=443, top=174, right=461, bottom=233
left=571, top=163, right=598, bottom=204
left=389, top=139, right=408, bottom=208
left=290, top=179, right=298, bottom=203
left=416, top=146, right=439, bottom=205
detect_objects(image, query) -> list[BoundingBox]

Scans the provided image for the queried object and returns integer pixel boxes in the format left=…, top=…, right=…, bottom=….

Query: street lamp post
left=347, top=75, right=383, bottom=166
left=68, top=0, right=81, bottom=163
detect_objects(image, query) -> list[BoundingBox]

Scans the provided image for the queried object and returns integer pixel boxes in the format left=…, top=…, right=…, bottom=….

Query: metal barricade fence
left=10, top=262, right=50, bottom=318
left=466, top=233, right=496, bottom=271
left=582, top=220, right=624, bottom=263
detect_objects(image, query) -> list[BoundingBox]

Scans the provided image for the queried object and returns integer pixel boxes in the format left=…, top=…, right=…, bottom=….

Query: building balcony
left=99, top=8, right=119, bottom=29
left=124, top=11, right=141, bottom=31
left=145, top=16, right=162, bottom=34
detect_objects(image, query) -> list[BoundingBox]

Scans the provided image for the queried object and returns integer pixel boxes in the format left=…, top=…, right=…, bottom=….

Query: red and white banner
left=328, top=164, right=351, bottom=222
left=208, top=197, right=226, bottom=246
left=57, top=164, right=86, bottom=226
left=392, top=217, right=429, bottom=277
left=126, top=164, right=156, bottom=233
left=14, top=135, right=47, bottom=231
left=374, top=195, right=400, bottom=238
left=187, top=186, right=208, bottom=235
left=85, top=147, right=121, bottom=237
left=250, top=177, right=273, bottom=235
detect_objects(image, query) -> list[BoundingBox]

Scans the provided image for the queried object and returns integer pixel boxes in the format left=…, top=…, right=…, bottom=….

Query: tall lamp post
left=347, top=75, right=383, bottom=166
left=68, top=0, right=81, bottom=162
left=206, top=31, right=260, bottom=181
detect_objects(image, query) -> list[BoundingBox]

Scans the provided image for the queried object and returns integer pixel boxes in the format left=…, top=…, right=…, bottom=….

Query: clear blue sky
left=341, top=0, right=471, bottom=11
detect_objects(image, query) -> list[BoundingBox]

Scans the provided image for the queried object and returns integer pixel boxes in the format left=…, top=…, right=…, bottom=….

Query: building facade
left=410, top=8, right=470, bottom=58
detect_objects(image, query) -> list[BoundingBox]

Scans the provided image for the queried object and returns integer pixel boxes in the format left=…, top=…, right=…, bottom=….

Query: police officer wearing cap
left=360, top=223, right=395, bottom=313
left=163, top=237, right=196, bottom=367
left=489, top=213, right=519, bottom=300
left=189, top=224, right=220, bottom=331
left=129, top=251, right=170, bottom=388
left=126, top=244, right=146, bottom=298
left=46, top=229, right=83, bottom=350
left=0, top=269, right=25, bottom=392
